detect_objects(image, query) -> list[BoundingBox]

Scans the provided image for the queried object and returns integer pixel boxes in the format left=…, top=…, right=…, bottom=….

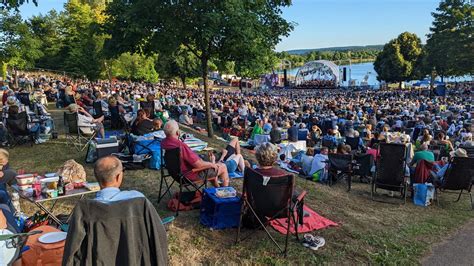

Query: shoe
left=44, top=126, right=51, bottom=135
left=302, top=234, right=314, bottom=248
left=309, top=236, right=326, bottom=251
left=35, top=139, right=46, bottom=144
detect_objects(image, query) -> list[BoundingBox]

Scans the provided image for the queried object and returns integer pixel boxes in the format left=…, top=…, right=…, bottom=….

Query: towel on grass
left=270, top=205, right=337, bottom=235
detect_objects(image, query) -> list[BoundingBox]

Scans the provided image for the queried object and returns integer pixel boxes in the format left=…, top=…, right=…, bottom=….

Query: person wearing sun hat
left=430, top=148, right=468, bottom=185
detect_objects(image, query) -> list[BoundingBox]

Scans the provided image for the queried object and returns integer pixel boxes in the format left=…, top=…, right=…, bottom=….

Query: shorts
left=224, top=159, right=238, bottom=173
left=198, top=167, right=218, bottom=180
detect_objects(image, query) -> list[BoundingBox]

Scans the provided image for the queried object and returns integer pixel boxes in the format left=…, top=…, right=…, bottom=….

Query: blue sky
left=19, top=0, right=441, bottom=51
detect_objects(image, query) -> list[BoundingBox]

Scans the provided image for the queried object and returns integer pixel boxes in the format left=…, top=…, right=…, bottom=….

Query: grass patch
left=5, top=106, right=474, bottom=264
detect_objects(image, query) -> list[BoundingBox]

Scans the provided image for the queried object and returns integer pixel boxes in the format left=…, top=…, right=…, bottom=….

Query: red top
left=161, top=137, right=201, bottom=180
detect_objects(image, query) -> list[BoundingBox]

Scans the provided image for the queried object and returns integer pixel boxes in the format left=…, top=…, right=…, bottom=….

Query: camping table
left=11, top=185, right=98, bottom=227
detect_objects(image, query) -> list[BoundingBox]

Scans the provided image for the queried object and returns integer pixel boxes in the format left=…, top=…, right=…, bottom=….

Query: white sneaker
left=35, top=139, right=46, bottom=144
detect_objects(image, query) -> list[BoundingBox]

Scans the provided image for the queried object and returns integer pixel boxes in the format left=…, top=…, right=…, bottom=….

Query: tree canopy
left=104, top=0, right=294, bottom=137
left=374, top=32, right=423, bottom=84
left=1, top=0, right=37, bottom=10
left=424, top=0, right=473, bottom=77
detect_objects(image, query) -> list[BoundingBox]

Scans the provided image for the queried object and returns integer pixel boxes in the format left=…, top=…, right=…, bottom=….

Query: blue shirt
left=95, top=187, right=145, bottom=203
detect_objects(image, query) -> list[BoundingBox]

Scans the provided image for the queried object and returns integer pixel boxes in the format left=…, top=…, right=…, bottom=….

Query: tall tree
left=104, top=0, right=294, bottom=137
left=1, top=0, right=37, bottom=10
left=28, top=10, right=65, bottom=70
left=0, top=9, right=43, bottom=75
left=424, top=0, right=473, bottom=78
left=60, top=0, right=107, bottom=79
left=374, top=32, right=423, bottom=86
left=155, top=46, right=200, bottom=90
left=110, top=53, right=159, bottom=82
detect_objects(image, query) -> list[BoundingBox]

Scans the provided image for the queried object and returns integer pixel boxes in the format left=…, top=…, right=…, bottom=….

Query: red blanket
left=414, top=159, right=435, bottom=184
left=270, top=205, right=338, bottom=235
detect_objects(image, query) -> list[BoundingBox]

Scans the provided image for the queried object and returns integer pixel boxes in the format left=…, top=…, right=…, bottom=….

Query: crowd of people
left=0, top=72, right=472, bottom=263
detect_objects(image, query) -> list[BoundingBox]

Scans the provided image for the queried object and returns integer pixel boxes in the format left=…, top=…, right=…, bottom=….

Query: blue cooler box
left=200, top=187, right=242, bottom=230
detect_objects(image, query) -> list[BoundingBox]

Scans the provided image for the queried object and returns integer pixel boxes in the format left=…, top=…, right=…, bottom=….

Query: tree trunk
left=399, top=81, right=402, bottom=89
left=14, top=68, right=19, bottom=89
left=181, top=76, right=187, bottom=90
left=201, top=57, right=213, bottom=138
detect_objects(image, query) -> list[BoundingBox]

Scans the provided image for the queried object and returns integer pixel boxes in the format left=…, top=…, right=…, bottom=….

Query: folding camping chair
left=460, top=145, right=474, bottom=158
left=236, top=168, right=306, bottom=256
left=6, top=112, right=35, bottom=147
left=345, top=136, right=362, bottom=151
left=435, top=157, right=474, bottom=209
left=327, top=153, right=356, bottom=191
left=371, top=143, right=408, bottom=203
left=63, top=112, right=97, bottom=152
left=157, top=148, right=214, bottom=217
left=92, top=101, right=104, bottom=119
left=0, top=230, right=42, bottom=265
left=109, top=106, right=123, bottom=129
left=353, top=153, right=374, bottom=183
left=16, top=92, right=32, bottom=109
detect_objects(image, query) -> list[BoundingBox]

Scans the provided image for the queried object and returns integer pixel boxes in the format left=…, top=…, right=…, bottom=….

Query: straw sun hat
left=450, top=148, right=468, bottom=158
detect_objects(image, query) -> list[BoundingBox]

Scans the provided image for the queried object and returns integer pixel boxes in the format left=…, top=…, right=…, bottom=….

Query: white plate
left=38, top=232, right=67, bottom=244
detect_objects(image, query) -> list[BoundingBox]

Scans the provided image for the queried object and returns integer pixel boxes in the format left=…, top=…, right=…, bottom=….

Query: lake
left=281, top=62, right=472, bottom=86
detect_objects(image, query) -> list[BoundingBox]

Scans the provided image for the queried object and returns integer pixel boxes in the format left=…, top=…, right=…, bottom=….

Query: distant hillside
left=286, top=45, right=384, bottom=55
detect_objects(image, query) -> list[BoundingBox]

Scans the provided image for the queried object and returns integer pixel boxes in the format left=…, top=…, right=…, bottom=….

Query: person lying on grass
left=161, top=120, right=229, bottom=187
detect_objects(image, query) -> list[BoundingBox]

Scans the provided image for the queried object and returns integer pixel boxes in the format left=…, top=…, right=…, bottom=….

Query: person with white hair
left=161, top=120, right=229, bottom=187
left=67, top=104, right=105, bottom=138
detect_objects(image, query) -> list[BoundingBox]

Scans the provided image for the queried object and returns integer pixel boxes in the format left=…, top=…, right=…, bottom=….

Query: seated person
left=0, top=149, right=16, bottom=207
left=7, top=105, right=45, bottom=144
left=67, top=104, right=105, bottom=138
left=218, top=137, right=245, bottom=174
left=430, top=148, right=468, bottom=186
left=300, top=148, right=314, bottom=176
left=250, top=119, right=263, bottom=140
left=322, top=129, right=337, bottom=149
left=410, top=143, right=435, bottom=167
left=161, top=120, right=229, bottom=187
left=269, top=122, right=282, bottom=144
left=309, top=147, right=329, bottom=182
left=178, top=111, right=194, bottom=126
left=153, top=118, right=163, bottom=131
left=309, top=125, right=322, bottom=146
left=253, top=142, right=287, bottom=177
left=64, top=155, right=167, bottom=265
left=131, top=109, right=154, bottom=135
left=287, top=122, right=298, bottom=142
left=336, top=143, right=352, bottom=154
left=94, top=156, right=145, bottom=202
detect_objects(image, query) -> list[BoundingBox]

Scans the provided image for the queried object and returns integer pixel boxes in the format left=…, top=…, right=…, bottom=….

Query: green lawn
left=7, top=107, right=474, bottom=264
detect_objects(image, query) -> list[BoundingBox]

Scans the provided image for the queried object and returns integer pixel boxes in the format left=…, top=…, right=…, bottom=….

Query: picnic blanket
left=182, top=135, right=208, bottom=152
left=229, top=171, right=244, bottom=179
left=270, top=205, right=337, bottom=235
